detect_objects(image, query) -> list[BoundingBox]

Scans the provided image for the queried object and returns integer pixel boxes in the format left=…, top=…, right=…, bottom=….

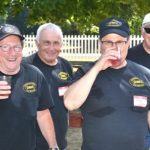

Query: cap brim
left=100, top=29, right=129, bottom=39
left=142, top=22, right=150, bottom=27
left=0, top=33, right=24, bottom=41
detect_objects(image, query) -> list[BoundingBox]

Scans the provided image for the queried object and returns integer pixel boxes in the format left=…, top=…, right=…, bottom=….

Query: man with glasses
left=127, top=13, right=150, bottom=68
left=127, top=13, right=150, bottom=149
left=0, top=24, right=59, bottom=150
left=64, top=17, right=150, bottom=150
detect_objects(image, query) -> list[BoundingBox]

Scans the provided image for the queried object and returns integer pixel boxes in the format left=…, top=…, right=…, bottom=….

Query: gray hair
left=35, top=23, right=63, bottom=43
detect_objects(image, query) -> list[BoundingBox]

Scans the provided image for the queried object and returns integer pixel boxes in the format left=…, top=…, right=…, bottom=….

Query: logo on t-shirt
left=129, top=77, right=145, bottom=87
left=23, top=82, right=37, bottom=93
left=58, top=72, right=69, bottom=80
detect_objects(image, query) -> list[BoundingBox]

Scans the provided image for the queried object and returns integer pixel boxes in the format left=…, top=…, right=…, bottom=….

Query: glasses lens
left=144, top=28, right=150, bottom=34
left=0, top=45, right=22, bottom=52
left=0, top=45, right=9, bottom=52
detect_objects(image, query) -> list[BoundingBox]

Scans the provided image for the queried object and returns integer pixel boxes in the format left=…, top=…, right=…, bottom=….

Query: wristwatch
left=49, top=148, right=59, bottom=150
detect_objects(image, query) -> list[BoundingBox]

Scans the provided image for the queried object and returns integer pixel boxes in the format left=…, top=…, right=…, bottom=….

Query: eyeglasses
left=101, top=40, right=127, bottom=48
left=144, top=28, right=150, bottom=34
left=0, top=44, right=22, bottom=52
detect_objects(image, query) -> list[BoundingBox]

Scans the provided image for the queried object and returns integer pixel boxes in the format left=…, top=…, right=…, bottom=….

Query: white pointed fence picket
left=23, top=35, right=143, bottom=62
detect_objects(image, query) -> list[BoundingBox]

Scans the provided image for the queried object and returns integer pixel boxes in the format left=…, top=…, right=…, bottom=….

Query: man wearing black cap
left=64, top=17, right=150, bottom=150
left=0, top=24, right=59, bottom=150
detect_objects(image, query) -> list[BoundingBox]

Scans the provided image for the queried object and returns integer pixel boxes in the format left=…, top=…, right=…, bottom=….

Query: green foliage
left=0, top=0, right=149, bottom=34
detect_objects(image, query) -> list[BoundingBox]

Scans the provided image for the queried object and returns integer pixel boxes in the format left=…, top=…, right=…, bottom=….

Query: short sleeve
left=37, top=75, right=54, bottom=111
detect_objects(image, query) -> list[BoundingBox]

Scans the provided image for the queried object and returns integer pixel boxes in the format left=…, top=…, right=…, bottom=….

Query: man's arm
left=37, top=109, right=58, bottom=149
left=64, top=65, right=99, bottom=111
left=64, top=50, right=114, bottom=111
left=64, top=48, right=125, bottom=111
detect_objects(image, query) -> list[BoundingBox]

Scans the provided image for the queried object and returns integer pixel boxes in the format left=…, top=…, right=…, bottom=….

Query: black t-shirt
left=0, top=63, right=54, bottom=150
left=24, top=53, right=73, bottom=149
left=127, top=43, right=150, bottom=69
left=73, top=60, right=150, bottom=150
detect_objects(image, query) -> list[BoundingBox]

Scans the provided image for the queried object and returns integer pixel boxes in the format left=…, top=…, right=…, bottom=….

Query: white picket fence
left=23, top=35, right=143, bottom=61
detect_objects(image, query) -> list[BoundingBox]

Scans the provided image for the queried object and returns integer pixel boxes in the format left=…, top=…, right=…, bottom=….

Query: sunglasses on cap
left=144, top=28, right=150, bottom=34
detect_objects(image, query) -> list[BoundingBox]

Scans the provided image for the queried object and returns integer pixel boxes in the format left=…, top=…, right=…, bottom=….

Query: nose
left=50, top=44, right=55, bottom=49
left=112, top=42, right=118, bottom=49
left=9, top=47, right=17, bottom=55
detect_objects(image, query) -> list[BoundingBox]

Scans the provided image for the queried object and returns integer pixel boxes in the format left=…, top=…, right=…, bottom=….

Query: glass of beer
left=0, top=75, right=12, bottom=98
left=111, top=47, right=121, bottom=66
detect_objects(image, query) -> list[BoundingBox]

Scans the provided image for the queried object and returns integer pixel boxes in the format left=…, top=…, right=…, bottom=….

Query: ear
left=141, top=27, right=145, bottom=37
left=99, top=40, right=102, bottom=52
left=60, top=40, right=63, bottom=47
left=35, top=40, right=39, bottom=48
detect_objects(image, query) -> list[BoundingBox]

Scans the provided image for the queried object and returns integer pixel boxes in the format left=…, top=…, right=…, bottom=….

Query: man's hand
left=0, top=81, right=11, bottom=99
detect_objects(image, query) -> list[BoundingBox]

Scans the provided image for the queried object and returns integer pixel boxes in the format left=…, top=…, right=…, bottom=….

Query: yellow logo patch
left=129, top=77, right=145, bottom=87
left=23, top=82, right=37, bottom=93
left=58, top=72, right=69, bottom=80
left=107, top=19, right=122, bottom=27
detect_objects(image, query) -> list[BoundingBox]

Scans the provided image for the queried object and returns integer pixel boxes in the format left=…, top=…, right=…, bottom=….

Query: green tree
left=0, top=0, right=149, bottom=34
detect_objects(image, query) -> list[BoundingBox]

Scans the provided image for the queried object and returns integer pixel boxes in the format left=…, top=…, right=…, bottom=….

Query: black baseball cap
left=0, top=24, right=24, bottom=41
left=99, top=17, right=130, bottom=39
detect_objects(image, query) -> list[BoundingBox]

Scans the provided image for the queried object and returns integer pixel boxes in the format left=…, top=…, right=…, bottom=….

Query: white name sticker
left=133, top=96, right=147, bottom=108
left=58, top=86, right=68, bottom=96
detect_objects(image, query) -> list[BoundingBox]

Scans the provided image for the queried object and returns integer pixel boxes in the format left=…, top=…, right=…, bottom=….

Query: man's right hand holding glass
left=0, top=81, right=11, bottom=99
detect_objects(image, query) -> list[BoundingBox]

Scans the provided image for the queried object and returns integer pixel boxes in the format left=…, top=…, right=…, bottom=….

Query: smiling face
left=0, top=35, right=23, bottom=75
left=36, top=29, right=62, bottom=66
